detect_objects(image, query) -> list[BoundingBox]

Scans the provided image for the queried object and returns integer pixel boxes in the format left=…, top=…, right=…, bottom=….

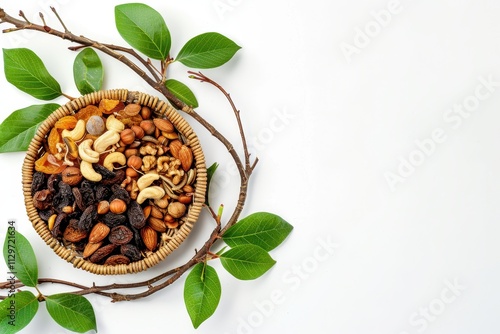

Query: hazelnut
left=167, top=202, right=186, bottom=218
left=61, top=166, right=83, bottom=186
left=97, top=200, right=110, bottom=215
left=120, top=128, right=136, bottom=145
left=140, top=120, right=155, bottom=135
left=130, top=125, right=145, bottom=140
left=125, top=167, right=139, bottom=178
left=124, top=148, right=139, bottom=158
left=127, top=155, right=143, bottom=169
left=110, top=198, right=127, bottom=214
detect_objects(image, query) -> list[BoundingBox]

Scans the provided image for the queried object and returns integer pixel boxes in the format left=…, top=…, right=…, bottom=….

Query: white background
left=1, top=0, right=500, bottom=333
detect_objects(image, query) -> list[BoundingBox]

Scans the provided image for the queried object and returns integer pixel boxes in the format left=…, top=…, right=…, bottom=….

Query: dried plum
left=94, top=164, right=116, bottom=180
left=95, top=184, right=112, bottom=202
left=47, top=174, right=61, bottom=193
left=79, top=180, right=96, bottom=206
left=108, top=225, right=133, bottom=245
left=52, top=181, right=74, bottom=211
left=33, top=190, right=53, bottom=210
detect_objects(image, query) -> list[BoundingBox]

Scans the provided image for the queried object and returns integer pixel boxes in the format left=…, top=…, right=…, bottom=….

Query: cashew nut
left=105, top=115, right=125, bottom=132
left=62, top=119, right=86, bottom=141
left=93, top=130, right=121, bottom=153
left=80, top=160, right=102, bottom=182
left=137, top=172, right=160, bottom=191
left=136, top=186, right=165, bottom=204
left=78, top=139, right=100, bottom=163
left=103, top=152, right=126, bottom=171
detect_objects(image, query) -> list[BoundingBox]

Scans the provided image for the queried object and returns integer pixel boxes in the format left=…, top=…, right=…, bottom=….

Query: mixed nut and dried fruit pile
left=31, top=99, right=197, bottom=266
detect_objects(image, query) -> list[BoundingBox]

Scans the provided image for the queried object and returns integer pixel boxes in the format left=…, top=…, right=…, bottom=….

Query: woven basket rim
left=22, top=89, right=207, bottom=275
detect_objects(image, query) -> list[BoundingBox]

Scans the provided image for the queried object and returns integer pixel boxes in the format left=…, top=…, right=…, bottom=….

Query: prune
left=63, top=219, right=88, bottom=242
left=120, top=244, right=142, bottom=262
left=93, top=164, right=116, bottom=180
left=33, top=190, right=53, bottom=210
left=109, top=184, right=130, bottom=204
left=127, top=200, right=146, bottom=229
left=52, top=181, right=74, bottom=211
left=108, top=225, right=133, bottom=245
left=95, top=184, right=112, bottom=202
left=102, top=212, right=127, bottom=227
left=31, top=171, right=47, bottom=196
left=78, top=205, right=97, bottom=232
left=79, top=180, right=96, bottom=206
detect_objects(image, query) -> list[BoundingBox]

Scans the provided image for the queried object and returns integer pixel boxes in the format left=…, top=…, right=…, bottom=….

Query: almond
left=169, top=140, right=182, bottom=159
left=83, top=241, right=103, bottom=258
left=150, top=206, right=164, bottom=219
left=148, top=217, right=167, bottom=232
left=153, top=118, right=175, bottom=133
left=178, top=145, right=193, bottom=171
left=88, top=222, right=111, bottom=244
left=123, top=103, right=141, bottom=116
left=141, top=225, right=158, bottom=251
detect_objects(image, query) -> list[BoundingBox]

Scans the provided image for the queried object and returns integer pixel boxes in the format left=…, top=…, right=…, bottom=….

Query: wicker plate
left=22, top=89, right=206, bottom=275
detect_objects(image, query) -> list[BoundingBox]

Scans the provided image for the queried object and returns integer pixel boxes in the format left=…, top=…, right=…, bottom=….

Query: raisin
left=72, top=187, right=84, bottom=211
left=104, top=254, right=131, bottom=265
left=52, top=181, right=74, bottom=211
left=38, top=208, right=54, bottom=222
left=120, top=244, right=142, bottom=262
left=101, top=169, right=126, bottom=186
left=79, top=180, right=96, bottom=206
left=78, top=205, right=97, bottom=232
left=109, top=184, right=130, bottom=204
left=31, top=171, right=47, bottom=196
left=108, top=225, right=133, bottom=245
left=89, top=244, right=116, bottom=264
left=93, top=164, right=116, bottom=180
left=95, top=184, right=112, bottom=202
left=102, top=212, right=127, bottom=227
left=52, top=213, right=68, bottom=238
left=130, top=225, right=145, bottom=250
left=127, top=200, right=146, bottom=229
left=47, top=173, right=61, bottom=193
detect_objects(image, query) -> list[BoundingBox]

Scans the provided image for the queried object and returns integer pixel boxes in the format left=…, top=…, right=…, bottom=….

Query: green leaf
left=0, top=104, right=60, bottom=153
left=0, top=291, right=39, bottom=334
left=115, top=3, right=171, bottom=60
left=45, top=293, right=97, bottom=333
left=184, top=263, right=221, bottom=328
left=165, top=79, right=198, bottom=108
left=3, top=48, right=62, bottom=100
left=223, top=212, right=293, bottom=251
left=176, top=32, right=241, bottom=69
left=220, top=244, right=276, bottom=280
left=73, top=48, right=104, bottom=95
left=205, top=162, right=219, bottom=206
left=3, top=230, right=38, bottom=287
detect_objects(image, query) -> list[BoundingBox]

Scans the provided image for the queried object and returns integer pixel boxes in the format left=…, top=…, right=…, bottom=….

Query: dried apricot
left=47, top=127, right=62, bottom=155
left=35, top=153, right=66, bottom=174
left=54, top=115, right=78, bottom=130
left=75, top=105, right=102, bottom=121
left=99, top=99, right=124, bottom=114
